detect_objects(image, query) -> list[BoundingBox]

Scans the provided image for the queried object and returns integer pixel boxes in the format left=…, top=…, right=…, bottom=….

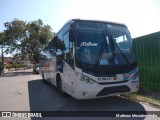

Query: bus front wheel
left=57, top=75, right=67, bottom=97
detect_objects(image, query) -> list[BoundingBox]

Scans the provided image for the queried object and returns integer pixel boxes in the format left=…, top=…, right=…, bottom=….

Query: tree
left=4, top=18, right=26, bottom=53
left=21, top=19, right=53, bottom=63
left=0, top=32, right=6, bottom=72
left=3, top=18, right=54, bottom=63
left=0, top=32, right=5, bottom=45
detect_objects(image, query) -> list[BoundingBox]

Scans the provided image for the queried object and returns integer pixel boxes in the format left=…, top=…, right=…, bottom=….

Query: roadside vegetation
left=122, top=91, right=160, bottom=109
left=0, top=19, right=54, bottom=63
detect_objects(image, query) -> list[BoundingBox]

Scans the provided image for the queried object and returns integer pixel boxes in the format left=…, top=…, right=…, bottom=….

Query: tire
left=42, top=71, right=45, bottom=80
left=57, top=75, right=67, bottom=97
left=42, top=71, right=47, bottom=83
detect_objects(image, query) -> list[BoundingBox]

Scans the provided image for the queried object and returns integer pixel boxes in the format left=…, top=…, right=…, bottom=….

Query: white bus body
left=40, top=19, right=139, bottom=99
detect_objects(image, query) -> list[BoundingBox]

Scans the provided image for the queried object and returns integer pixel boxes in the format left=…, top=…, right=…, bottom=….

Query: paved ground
left=0, top=69, right=159, bottom=120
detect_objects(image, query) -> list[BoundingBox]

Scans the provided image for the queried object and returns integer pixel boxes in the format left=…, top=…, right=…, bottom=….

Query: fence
left=133, top=31, right=160, bottom=92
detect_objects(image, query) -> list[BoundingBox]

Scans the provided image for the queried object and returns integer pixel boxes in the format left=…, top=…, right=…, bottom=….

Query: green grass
left=122, top=93, right=160, bottom=109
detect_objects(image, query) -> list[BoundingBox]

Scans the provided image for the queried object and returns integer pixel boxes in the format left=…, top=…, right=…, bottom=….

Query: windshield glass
left=75, top=24, right=136, bottom=66
left=106, top=24, right=136, bottom=64
left=76, top=30, right=103, bottom=65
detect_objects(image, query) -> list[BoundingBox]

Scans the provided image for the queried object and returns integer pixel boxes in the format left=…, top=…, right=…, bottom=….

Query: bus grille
left=96, top=85, right=131, bottom=97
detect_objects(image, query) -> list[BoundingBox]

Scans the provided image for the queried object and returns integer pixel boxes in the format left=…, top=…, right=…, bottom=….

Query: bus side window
left=63, top=31, right=74, bottom=68
left=40, top=51, right=48, bottom=60
left=69, top=42, right=74, bottom=68
left=63, top=32, right=70, bottom=63
left=40, top=45, right=51, bottom=60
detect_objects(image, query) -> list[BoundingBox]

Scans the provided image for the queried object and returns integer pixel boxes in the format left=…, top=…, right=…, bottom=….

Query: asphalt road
left=0, top=69, right=159, bottom=120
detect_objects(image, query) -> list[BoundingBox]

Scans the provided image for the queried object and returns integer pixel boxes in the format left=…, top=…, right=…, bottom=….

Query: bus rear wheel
left=42, top=71, right=47, bottom=83
left=42, top=71, right=45, bottom=80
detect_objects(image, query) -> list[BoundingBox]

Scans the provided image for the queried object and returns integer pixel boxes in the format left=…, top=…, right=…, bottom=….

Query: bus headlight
left=131, top=71, right=138, bottom=80
left=80, top=76, right=95, bottom=84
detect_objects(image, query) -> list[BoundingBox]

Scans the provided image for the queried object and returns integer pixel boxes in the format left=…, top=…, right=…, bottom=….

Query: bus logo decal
left=80, top=42, right=98, bottom=47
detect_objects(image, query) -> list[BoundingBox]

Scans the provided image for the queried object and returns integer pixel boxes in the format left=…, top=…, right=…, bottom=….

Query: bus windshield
left=76, top=24, right=136, bottom=66
left=76, top=30, right=103, bottom=65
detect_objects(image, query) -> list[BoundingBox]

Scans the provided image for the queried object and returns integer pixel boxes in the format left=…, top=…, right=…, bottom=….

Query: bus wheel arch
left=42, top=71, right=47, bottom=83
left=42, top=71, right=45, bottom=80
left=56, top=73, right=67, bottom=97
left=56, top=73, right=61, bottom=88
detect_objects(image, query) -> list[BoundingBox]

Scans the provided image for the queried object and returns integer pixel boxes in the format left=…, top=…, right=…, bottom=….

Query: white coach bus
left=39, top=19, right=139, bottom=99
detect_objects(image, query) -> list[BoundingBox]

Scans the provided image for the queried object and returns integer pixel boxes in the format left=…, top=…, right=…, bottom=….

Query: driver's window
left=69, top=42, right=74, bottom=68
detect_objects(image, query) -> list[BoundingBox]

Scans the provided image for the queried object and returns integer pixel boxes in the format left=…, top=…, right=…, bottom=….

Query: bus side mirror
left=69, top=30, right=75, bottom=42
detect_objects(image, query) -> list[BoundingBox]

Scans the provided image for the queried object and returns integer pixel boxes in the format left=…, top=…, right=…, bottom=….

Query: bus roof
left=56, top=19, right=127, bottom=35
left=67, top=19, right=126, bottom=26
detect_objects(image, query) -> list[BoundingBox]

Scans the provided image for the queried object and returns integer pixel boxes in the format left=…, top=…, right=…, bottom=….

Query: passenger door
left=62, top=31, right=75, bottom=95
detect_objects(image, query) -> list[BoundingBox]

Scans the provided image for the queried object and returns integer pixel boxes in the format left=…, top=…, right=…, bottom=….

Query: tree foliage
left=0, top=32, right=6, bottom=45
left=1, top=18, right=54, bottom=63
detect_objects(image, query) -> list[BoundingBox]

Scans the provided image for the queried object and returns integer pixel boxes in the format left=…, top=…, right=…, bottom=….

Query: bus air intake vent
left=96, top=85, right=131, bottom=97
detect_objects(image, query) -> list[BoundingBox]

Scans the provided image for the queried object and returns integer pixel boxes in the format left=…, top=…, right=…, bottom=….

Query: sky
left=0, top=0, right=160, bottom=38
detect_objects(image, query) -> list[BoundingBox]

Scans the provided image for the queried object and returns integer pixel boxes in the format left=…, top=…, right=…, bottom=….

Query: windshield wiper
left=95, top=43, right=105, bottom=66
left=110, top=34, right=130, bottom=64
left=95, top=32, right=108, bottom=66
